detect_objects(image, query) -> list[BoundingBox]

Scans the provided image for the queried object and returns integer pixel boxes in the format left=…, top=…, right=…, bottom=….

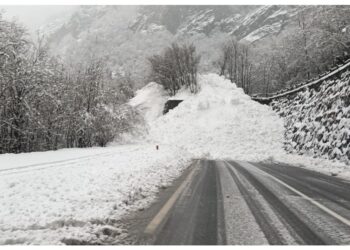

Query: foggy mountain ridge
left=46, top=5, right=300, bottom=44
left=43, top=5, right=349, bottom=93
left=129, top=5, right=300, bottom=41
left=43, top=5, right=303, bottom=88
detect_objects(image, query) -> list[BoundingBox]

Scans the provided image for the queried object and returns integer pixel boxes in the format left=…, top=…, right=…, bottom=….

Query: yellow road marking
left=144, top=160, right=199, bottom=235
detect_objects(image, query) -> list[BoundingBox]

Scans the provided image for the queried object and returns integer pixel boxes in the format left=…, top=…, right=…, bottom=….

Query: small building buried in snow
left=163, top=100, right=183, bottom=114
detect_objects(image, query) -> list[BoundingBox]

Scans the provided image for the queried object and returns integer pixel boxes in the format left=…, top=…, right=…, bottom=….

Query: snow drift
left=147, top=74, right=286, bottom=161
left=129, top=82, right=167, bottom=124
left=133, top=73, right=349, bottom=179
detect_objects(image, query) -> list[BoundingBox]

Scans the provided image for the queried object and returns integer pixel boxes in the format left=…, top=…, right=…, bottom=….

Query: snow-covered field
left=0, top=144, right=191, bottom=244
left=1, top=73, right=349, bottom=245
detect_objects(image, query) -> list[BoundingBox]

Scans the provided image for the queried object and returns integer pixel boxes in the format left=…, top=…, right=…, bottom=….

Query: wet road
left=135, top=160, right=350, bottom=245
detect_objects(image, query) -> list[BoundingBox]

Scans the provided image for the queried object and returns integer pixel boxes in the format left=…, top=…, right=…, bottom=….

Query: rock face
left=271, top=69, right=350, bottom=164
left=129, top=5, right=300, bottom=42
left=41, top=5, right=304, bottom=87
left=42, top=5, right=307, bottom=87
left=46, top=5, right=304, bottom=53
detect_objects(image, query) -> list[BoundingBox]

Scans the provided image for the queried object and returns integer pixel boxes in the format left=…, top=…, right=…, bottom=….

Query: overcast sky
left=0, top=5, right=76, bottom=33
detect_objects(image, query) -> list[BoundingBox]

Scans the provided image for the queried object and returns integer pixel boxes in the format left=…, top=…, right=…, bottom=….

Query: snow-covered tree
left=0, top=16, right=139, bottom=154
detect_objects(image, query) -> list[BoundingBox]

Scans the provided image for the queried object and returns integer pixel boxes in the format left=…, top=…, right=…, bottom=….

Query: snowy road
left=134, top=160, right=350, bottom=245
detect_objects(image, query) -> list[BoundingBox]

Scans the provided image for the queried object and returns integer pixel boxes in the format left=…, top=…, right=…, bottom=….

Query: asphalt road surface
left=133, top=160, right=350, bottom=245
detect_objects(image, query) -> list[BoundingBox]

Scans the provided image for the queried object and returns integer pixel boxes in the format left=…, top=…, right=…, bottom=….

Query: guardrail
left=252, top=58, right=350, bottom=105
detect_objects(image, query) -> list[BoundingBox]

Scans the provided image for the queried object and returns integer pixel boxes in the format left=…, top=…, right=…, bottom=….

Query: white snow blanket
left=0, top=145, right=191, bottom=244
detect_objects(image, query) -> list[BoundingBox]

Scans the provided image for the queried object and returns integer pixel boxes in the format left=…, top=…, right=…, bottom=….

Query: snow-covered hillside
left=45, top=5, right=304, bottom=88
left=130, top=5, right=298, bottom=41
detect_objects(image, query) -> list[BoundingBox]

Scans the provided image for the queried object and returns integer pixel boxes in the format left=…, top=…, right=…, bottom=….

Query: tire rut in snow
left=253, top=162, right=350, bottom=212
left=229, top=161, right=327, bottom=245
left=0, top=152, right=116, bottom=176
left=225, top=162, right=285, bottom=245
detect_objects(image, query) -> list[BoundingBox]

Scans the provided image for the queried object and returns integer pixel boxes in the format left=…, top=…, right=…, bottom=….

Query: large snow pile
left=271, top=70, right=350, bottom=165
left=0, top=144, right=191, bottom=244
left=148, top=74, right=286, bottom=161
left=134, top=73, right=349, bottom=179
left=129, top=82, right=167, bottom=124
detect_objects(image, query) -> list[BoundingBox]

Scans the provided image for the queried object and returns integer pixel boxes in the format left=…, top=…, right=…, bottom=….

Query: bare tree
left=218, top=39, right=252, bottom=94
left=149, top=43, right=201, bottom=96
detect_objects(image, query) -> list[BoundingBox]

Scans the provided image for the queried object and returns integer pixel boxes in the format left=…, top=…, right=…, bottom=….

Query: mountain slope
left=129, top=5, right=300, bottom=42
left=45, top=5, right=305, bottom=88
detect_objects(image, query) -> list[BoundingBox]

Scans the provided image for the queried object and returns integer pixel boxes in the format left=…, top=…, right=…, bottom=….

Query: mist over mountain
left=129, top=5, right=299, bottom=41
left=44, top=5, right=349, bottom=92
left=0, top=5, right=76, bottom=36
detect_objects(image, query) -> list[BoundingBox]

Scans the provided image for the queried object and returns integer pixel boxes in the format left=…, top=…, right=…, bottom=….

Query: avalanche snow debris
left=129, top=82, right=167, bottom=124
left=136, top=73, right=350, bottom=179
left=148, top=73, right=286, bottom=161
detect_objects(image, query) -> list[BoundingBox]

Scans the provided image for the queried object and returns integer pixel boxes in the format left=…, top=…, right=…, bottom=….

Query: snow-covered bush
left=271, top=70, right=350, bottom=164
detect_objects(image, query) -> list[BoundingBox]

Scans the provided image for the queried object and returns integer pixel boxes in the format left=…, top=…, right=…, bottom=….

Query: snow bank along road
left=133, top=160, right=350, bottom=245
left=0, top=145, right=191, bottom=244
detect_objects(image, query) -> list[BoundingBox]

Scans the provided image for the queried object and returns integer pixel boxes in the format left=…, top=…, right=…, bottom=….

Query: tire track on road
left=227, top=161, right=327, bottom=245
left=225, top=162, right=286, bottom=245
left=252, top=162, right=350, bottom=213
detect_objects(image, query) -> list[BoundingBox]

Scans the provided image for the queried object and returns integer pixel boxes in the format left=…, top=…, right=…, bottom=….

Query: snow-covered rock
left=271, top=70, right=350, bottom=165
